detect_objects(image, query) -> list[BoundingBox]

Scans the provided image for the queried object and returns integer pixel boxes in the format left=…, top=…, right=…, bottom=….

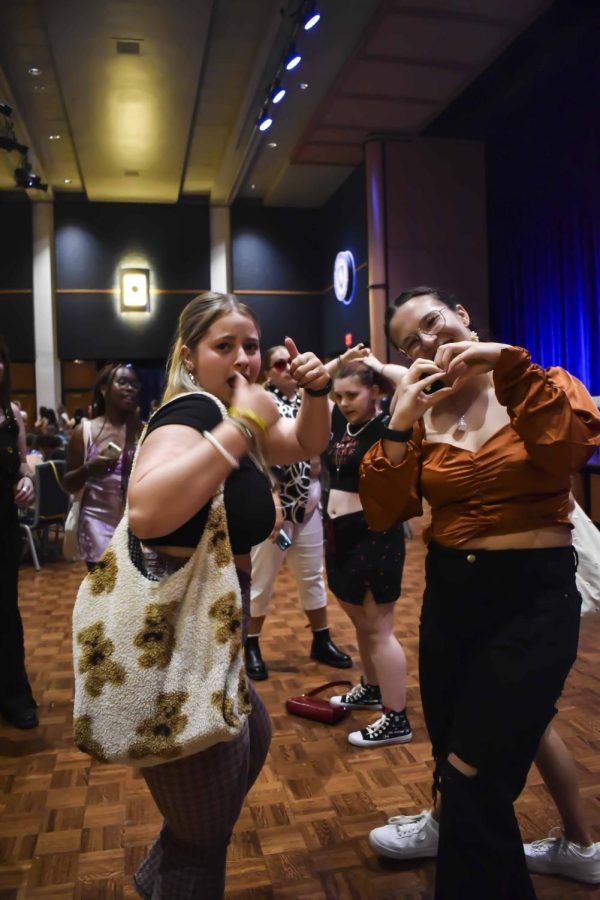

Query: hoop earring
left=186, top=366, right=197, bottom=385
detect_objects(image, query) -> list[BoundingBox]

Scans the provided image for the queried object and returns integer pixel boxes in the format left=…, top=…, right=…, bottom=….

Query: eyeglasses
left=399, top=308, right=447, bottom=357
left=271, top=357, right=291, bottom=372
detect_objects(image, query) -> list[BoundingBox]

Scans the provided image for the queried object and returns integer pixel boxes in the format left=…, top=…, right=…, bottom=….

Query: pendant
left=456, top=416, right=467, bottom=433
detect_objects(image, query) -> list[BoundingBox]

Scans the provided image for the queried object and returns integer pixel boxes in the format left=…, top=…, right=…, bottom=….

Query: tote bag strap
left=125, top=389, right=230, bottom=562
left=128, top=389, right=228, bottom=482
left=304, top=680, right=353, bottom=697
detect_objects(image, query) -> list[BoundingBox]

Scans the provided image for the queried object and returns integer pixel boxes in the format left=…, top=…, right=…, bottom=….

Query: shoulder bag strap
left=305, top=680, right=354, bottom=697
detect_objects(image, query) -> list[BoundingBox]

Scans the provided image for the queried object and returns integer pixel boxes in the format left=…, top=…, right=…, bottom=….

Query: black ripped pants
left=420, top=542, right=581, bottom=900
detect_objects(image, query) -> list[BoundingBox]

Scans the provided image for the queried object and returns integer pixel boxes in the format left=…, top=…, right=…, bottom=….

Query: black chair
left=20, top=460, right=70, bottom=570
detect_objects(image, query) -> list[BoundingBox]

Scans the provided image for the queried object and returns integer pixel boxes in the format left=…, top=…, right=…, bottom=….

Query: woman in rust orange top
left=359, top=287, right=600, bottom=900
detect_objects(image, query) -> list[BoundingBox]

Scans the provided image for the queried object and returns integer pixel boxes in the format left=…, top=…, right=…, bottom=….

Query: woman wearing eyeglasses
left=63, top=363, right=142, bottom=571
left=245, top=344, right=354, bottom=680
left=359, top=286, right=600, bottom=899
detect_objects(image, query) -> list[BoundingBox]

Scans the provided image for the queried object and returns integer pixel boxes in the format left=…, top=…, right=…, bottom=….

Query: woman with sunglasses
left=246, top=344, right=363, bottom=680
left=63, top=363, right=142, bottom=571
left=359, top=286, right=600, bottom=898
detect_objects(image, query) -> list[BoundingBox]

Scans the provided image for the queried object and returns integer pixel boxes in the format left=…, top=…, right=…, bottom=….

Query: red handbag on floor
left=286, top=680, right=353, bottom=724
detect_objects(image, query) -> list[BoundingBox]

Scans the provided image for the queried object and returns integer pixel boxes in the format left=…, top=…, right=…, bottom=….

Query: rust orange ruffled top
left=359, top=347, right=600, bottom=546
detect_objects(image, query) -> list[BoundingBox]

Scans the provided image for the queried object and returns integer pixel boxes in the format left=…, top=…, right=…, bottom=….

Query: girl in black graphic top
left=326, top=359, right=411, bottom=748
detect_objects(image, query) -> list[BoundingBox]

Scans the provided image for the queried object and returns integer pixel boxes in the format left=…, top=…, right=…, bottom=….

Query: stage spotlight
left=303, top=3, right=320, bottom=30
left=271, top=80, right=286, bottom=104
left=14, top=166, right=48, bottom=192
left=285, top=44, right=302, bottom=71
left=257, top=110, right=273, bottom=132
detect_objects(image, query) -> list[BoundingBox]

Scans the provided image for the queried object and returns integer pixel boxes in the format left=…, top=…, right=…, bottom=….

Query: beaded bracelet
left=228, top=406, right=267, bottom=434
left=304, top=377, right=333, bottom=397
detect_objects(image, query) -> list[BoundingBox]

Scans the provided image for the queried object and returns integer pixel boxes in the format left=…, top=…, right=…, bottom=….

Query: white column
left=210, top=205, right=232, bottom=293
left=32, top=201, right=61, bottom=410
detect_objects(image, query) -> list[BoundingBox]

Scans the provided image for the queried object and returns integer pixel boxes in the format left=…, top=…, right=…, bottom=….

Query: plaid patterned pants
left=134, top=566, right=271, bottom=899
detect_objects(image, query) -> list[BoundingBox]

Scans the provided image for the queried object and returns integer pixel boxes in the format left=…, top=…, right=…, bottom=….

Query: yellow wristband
left=228, top=406, right=268, bottom=434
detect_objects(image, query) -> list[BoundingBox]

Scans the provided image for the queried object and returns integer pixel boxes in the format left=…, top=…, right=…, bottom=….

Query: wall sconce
left=120, top=268, right=150, bottom=312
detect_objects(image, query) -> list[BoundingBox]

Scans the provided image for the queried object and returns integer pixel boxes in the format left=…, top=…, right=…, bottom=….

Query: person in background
left=0, top=336, right=38, bottom=729
left=126, top=291, right=332, bottom=898
left=360, top=286, right=600, bottom=898
left=326, top=359, right=412, bottom=749
left=57, top=403, right=72, bottom=435
left=72, top=407, right=87, bottom=428
left=244, top=344, right=361, bottom=680
left=63, top=363, right=141, bottom=570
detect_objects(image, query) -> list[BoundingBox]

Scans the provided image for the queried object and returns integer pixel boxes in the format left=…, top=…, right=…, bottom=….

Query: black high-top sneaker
left=348, top=708, right=412, bottom=747
left=329, top=677, right=383, bottom=710
left=310, top=628, right=352, bottom=668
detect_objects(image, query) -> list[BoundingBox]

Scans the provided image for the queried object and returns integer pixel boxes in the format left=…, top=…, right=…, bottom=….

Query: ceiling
left=0, top=0, right=550, bottom=208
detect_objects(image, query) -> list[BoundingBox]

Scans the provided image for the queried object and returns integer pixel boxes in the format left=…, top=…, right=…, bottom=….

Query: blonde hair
left=162, top=292, right=261, bottom=404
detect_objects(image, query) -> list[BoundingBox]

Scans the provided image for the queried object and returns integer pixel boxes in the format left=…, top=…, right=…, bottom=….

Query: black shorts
left=324, top=511, right=405, bottom=605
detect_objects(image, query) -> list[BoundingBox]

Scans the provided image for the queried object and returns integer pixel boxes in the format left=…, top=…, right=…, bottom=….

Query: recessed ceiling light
left=28, top=67, right=42, bottom=76
left=299, top=82, right=309, bottom=90
left=250, top=184, right=256, bottom=190
left=64, top=178, right=72, bottom=184
left=49, top=134, right=61, bottom=140
left=268, top=142, right=278, bottom=148
left=32, top=84, right=46, bottom=92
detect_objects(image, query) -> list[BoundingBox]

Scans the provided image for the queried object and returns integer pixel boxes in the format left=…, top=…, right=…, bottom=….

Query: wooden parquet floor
left=1, top=519, right=600, bottom=899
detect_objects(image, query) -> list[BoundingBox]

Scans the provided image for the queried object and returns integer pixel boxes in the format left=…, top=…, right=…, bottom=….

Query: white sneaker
left=524, top=829, right=600, bottom=884
left=369, top=810, right=439, bottom=860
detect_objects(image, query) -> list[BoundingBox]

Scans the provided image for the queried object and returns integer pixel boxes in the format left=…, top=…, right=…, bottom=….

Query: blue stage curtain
left=487, top=56, right=600, bottom=393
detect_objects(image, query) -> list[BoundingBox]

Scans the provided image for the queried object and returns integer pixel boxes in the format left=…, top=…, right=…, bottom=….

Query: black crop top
left=325, top=406, right=387, bottom=493
left=143, top=394, right=275, bottom=554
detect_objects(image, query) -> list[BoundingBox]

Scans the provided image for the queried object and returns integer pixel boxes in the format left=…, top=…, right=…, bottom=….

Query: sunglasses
left=271, top=358, right=291, bottom=372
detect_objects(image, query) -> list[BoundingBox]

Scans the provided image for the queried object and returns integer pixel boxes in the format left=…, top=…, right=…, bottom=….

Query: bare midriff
left=143, top=544, right=252, bottom=575
left=457, top=525, right=572, bottom=551
left=327, top=488, right=363, bottom=519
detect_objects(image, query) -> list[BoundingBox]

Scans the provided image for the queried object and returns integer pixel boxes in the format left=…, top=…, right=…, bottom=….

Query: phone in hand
left=104, top=441, right=122, bottom=459
left=275, top=529, right=293, bottom=551
left=423, top=379, right=447, bottom=396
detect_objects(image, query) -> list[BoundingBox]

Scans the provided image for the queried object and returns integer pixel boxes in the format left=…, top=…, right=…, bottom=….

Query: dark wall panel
left=55, top=196, right=210, bottom=289
left=231, top=202, right=325, bottom=359
left=239, top=293, right=323, bottom=361
left=0, top=197, right=34, bottom=358
left=232, top=204, right=323, bottom=292
left=56, top=292, right=193, bottom=361
left=54, top=196, right=210, bottom=360
left=0, top=295, right=35, bottom=359
left=320, top=165, right=369, bottom=356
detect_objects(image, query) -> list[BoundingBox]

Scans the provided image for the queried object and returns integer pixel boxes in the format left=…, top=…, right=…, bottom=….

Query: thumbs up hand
left=285, top=337, right=331, bottom=393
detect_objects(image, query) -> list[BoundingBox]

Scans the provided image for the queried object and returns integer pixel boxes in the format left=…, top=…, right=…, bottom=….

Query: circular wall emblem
left=333, top=250, right=356, bottom=305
